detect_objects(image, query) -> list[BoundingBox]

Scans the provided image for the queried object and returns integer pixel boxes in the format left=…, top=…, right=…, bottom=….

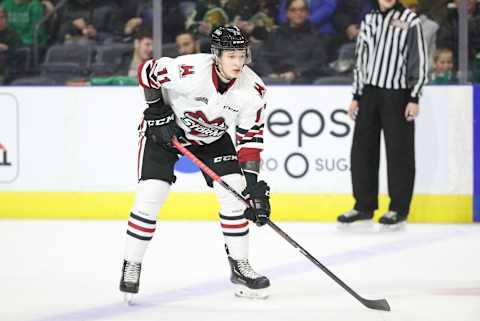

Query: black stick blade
left=362, top=298, right=391, bottom=311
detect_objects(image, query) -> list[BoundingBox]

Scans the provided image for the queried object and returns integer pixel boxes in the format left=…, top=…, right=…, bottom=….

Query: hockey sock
left=124, top=179, right=170, bottom=262
left=213, top=174, right=249, bottom=259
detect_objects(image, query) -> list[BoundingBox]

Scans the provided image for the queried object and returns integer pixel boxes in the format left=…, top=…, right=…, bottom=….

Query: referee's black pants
left=351, top=85, right=415, bottom=217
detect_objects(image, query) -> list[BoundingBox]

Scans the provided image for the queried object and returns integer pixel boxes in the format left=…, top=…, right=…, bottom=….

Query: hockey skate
left=379, top=211, right=407, bottom=231
left=119, top=260, right=142, bottom=304
left=228, top=256, right=270, bottom=299
left=337, top=209, right=374, bottom=230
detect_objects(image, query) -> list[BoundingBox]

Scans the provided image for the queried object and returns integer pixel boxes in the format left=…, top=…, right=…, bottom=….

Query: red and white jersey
left=138, top=53, right=267, bottom=162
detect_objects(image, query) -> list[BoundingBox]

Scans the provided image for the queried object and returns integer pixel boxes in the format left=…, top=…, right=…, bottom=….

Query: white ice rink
left=1, top=220, right=479, bottom=321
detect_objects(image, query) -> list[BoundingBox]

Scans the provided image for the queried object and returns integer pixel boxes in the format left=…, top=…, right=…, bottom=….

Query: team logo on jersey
left=181, top=111, right=227, bottom=138
left=254, top=82, right=265, bottom=98
left=179, top=64, right=195, bottom=78
left=390, top=19, right=409, bottom=30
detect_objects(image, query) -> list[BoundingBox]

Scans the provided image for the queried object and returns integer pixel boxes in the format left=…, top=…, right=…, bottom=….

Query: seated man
left=175, top=31, right=200, bottom=56
left=256, top=0, right=327, bottom=84
left=0, top=7, right=21, bottom=84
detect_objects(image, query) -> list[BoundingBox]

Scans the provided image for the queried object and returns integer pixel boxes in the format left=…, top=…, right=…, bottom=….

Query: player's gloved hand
left=242, top=180, right=271, bottom=226
left=144, top=106, right=184, bottom=147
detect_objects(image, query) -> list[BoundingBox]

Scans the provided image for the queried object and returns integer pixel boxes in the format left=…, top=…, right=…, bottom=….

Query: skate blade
left=234, top=285, right=269, bottom=300
left=123, top=293, right=136, bottom=305
left=379, top=221, right=406, bottom=231
left=337, top=220, right=374, bottom=231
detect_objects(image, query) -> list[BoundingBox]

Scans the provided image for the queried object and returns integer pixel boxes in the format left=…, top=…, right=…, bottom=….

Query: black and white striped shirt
left=353, top=6, right=428, bottom=103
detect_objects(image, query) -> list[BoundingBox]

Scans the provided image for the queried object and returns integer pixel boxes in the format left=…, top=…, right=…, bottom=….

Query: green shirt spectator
left=2, top=0, right=46, bottom=46
left=0, top=7, right=21, bottom=83
left=0, top=8, right=21, bottom=50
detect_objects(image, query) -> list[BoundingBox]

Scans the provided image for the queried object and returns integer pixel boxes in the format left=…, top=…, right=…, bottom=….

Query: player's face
left=219, top=49, right=247, bottom=79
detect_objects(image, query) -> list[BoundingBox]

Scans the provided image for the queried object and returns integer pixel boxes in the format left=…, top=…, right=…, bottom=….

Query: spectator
left=430, top=47, right=456, bottom=84
left=186, top=0, right=229, bottom=37
left=226, top=0, right=279, bottom=42
left=417, top=0, right=450, bottom=25
left=2, top=0, right=46, bottom=46
left=0, top=6, right=21, bottom=83
left=176, top=31, right=200, bottom=55
left=436, top=0, right=480, bottom=66
left=57, top=0, right=121, bottom=44
left=256, top=0, right=327, bottom=84
left=333, top=0, right=372, bottom=43
left=330, top=0, right=371, bottom=61
left=0, top=7, right=20, bottom=51
left=277, top=0, right=337, bottom=35
left=68, top=29, right=153, bottom=86
left=123, top=1, right=185, bottom=44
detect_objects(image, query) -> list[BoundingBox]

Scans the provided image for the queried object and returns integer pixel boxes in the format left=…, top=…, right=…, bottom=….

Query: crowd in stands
left=0, top=0, right=479, bottom=85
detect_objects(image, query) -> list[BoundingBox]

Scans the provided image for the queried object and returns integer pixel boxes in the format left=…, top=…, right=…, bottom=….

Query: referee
left=337, top=0, right=428, bottom=228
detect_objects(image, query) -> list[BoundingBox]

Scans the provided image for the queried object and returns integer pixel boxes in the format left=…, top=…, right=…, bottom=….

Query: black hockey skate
left=337, top=209, right=374, bottom=229
left=119, top=260, right=142, bottom=304
left=379, top=211, right=407, bottom=230
left=228, top=256, right=270, bottom=299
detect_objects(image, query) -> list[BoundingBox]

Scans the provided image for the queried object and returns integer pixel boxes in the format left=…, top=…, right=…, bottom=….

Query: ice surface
left=1, top=220, right=479, bottom=321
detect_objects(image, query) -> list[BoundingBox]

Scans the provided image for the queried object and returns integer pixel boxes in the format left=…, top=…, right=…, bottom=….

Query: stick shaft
left=171, top=136, right=390, bottom=311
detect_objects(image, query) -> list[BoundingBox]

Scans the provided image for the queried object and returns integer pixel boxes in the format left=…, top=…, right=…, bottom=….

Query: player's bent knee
left=132, top=179, right=170, bottom=220
left=213, top=174, right=247, bottom=215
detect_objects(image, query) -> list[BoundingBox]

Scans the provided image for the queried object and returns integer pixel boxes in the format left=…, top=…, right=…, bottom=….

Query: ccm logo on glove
left=146, top=115, right=174, bottom=127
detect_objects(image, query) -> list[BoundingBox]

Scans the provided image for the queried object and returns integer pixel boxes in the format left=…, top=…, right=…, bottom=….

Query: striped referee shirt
left=353, top=5, right=428, bottom=103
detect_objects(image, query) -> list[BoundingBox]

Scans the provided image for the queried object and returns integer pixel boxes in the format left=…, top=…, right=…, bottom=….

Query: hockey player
left=119, top=25, right=271, bottom=301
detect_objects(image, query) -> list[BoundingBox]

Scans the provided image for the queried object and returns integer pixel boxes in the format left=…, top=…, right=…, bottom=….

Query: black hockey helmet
left=210, top=25, right=251, bottom=63
left=211, top=25, right=249, bottom=50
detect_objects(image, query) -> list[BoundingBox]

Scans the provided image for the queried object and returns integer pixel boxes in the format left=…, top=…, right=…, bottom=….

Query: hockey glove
left=242, top=180, right=271, bottom=226
left=144, top=106, right=184, bottom=147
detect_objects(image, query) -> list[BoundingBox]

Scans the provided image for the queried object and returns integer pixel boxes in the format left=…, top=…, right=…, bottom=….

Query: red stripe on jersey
left=137, top=60, right=149, bottom=88
left=221, top=222, right=249, bottom=229
left=128, top=221, right=155, bottom=233
left=244, top=129, right=263, bottom=138
left=238, top=148, right=261, bottom=162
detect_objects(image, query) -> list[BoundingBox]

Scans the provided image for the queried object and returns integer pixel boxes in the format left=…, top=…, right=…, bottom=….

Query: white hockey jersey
left=138, top=53, right=267, bottom=162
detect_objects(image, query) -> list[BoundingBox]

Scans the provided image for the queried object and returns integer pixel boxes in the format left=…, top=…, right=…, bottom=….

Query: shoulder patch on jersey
left=254, top=82, right=266, bottom=98
left=390, top=18, right=410, bottom=30
left=179, top=64, right=195, bottom=77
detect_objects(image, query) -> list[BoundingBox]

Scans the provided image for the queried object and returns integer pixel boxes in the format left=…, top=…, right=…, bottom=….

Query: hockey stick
left=171, top=137, right=391, bottom=312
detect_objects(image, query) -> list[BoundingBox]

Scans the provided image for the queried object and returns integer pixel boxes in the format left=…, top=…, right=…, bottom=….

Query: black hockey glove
left=242, top=180, right=271, bottom=226
left=144, top=106, right=184, bottom=147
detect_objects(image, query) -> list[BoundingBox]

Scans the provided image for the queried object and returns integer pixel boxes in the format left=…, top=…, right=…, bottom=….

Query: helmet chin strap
left=215, top=59, right=233, bottom=83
